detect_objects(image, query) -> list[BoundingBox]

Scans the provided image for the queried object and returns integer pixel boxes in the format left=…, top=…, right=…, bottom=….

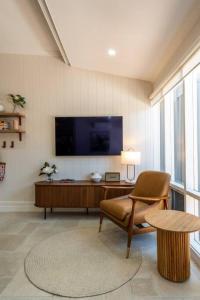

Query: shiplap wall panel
left=0, top=54, right=152, bottom=210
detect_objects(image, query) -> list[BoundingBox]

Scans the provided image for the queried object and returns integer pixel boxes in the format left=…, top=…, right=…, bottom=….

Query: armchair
left=99, top=170, right=171, bottom=258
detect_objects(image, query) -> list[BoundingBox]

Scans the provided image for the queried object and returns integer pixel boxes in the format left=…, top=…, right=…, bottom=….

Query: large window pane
left=184, top=65, right=200, bottom=256
left=197, top=75, right=200, bottom=191
left=160, top=101, right=165, bottom=171
left=185, top=65, right=200, bottom=192
left=173, top=85, right=184, bottom=184
left=151, top=102, right=160, bottom=170
left=151, top=61, right=200, bottom=257
left=164, top=82, right=184, bottom=185
left=171, top=190, right=184, bottom=211
left=186, top=195, right=200, bottom=254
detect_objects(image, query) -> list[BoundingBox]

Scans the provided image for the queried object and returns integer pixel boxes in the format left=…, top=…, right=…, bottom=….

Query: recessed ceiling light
left=108, top=48, right=116, bottom=56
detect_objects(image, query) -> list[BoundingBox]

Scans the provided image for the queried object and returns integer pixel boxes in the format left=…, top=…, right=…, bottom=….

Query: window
left=184, top=65, right=200, bottom=255
left=171, top=190, right=184, bottom=211
left=163, top=82, right=184, bottom=185
left=151, top=100, right=165, bottom=171
left=185, top=65, right=200, bottom=193
left=186, top=195, right=200, bottom=254
left=160, top=101, right=165, bottom=171
left=151, top=102, right=160, bottom=170
left=151, top=51, right=200, bottom=257
left=173, top=85, right=184, bottom=184
left=197, top=75, right=200, bottom=191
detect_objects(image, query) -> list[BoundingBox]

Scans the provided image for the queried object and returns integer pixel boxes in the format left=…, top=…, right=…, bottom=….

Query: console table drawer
left=35, top=186, right=88, bottom=208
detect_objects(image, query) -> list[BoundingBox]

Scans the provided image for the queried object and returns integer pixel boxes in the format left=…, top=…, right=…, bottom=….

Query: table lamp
left=121, top=150, right=141, bottom=183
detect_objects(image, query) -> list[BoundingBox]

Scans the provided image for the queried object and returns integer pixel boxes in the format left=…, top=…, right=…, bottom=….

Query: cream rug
left=25, top=227, right=142, bottom=298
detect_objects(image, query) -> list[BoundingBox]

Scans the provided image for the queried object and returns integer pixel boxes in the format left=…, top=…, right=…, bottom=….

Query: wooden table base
left=157, top=229, right=190, bottom=282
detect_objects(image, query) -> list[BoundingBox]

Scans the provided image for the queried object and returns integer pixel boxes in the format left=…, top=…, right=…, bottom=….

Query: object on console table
left=60, top=179, right=75, bottom=182
left=35, top=180, right=135, bottom=219
left=0, top=103, right=5, bottom=112
left=39, top=162, right=58, bottom=182
left=90, top=172, right=102, bottom=183
left=105, top=172, right=120, bottom=182
left=145, top=210, right=200, bottom=282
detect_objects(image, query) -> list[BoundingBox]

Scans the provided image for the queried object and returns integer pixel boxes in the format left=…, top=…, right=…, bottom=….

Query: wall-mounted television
left=55, top=116, right=123, bottom=156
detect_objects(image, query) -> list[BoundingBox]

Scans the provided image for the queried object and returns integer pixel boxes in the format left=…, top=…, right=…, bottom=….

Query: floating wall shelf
left=0, top=112, right=25, bottom=141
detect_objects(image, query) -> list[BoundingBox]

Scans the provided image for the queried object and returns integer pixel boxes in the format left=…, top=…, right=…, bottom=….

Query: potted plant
left=8, top=94, right=26, bottom=112
left=39, top=162, right=58, bottom=182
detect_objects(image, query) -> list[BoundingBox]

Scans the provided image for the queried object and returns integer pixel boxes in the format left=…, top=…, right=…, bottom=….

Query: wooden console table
left=145, top=210, right=200, bottom=282
left=35, top=180, right=134, bottom=219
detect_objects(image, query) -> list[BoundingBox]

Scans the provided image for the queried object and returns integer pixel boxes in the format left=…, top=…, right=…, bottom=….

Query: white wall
left=0, top=54, right=152, bottom=211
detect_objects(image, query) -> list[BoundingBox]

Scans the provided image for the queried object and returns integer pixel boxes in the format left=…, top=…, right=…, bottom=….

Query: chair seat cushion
left=100, top=196, right=148, bottom=222
left=100, top=196, right=164, bottom=225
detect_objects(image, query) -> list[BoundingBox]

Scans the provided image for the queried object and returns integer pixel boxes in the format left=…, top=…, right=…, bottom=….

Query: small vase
left=47, top=174, right=53, bottom=182
left=0, top=103, right=5, bottom=112
left=90, top=172, right=102, bottom=183
left=12, top=104, right=17, bottom=113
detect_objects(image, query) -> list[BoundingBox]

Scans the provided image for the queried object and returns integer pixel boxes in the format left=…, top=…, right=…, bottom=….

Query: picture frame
left=105, top=172, right=120, bottom=182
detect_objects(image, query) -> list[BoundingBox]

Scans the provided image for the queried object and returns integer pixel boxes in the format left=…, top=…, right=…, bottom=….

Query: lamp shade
left=121, top=150, right=141, bottom=165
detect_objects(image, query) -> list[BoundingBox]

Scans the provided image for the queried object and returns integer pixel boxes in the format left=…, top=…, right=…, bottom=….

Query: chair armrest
left=128, top=195, right=168, bottom=202
left=101, top=185, right=134, bottom=200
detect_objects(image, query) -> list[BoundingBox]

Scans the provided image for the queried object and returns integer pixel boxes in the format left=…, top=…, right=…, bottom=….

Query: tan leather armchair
left=99, top=170, right=171, bottom=258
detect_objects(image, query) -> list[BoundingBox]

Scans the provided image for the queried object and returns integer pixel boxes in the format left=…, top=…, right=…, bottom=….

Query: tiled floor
left=0, top=212, right=200, bottom=300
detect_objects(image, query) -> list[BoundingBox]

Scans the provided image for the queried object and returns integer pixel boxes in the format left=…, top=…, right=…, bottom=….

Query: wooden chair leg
left=126, top=230, right=133, bottom=259
left=99, top=212, right=104, bottom=232
left=164, top=199, right=168, bottom=210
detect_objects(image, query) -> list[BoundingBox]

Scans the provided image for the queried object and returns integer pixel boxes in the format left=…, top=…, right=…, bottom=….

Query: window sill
left=170, top=181, right=184, bottom=194
left=186, top=189, right=200, bottom=201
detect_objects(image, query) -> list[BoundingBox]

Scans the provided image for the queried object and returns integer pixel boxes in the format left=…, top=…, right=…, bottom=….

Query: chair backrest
left=133, top=170, right=171, bottom=198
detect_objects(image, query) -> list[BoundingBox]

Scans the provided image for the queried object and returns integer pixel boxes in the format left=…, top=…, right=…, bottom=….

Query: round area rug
left=25, top=227, right=142, bottom=298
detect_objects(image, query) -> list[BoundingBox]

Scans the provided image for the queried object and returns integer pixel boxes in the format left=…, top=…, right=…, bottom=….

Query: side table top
left=145, top=210, right=200, bottom=233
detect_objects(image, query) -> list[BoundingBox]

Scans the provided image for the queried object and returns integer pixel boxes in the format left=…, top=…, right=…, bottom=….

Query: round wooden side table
left=145, top=210, right=200, bottom=282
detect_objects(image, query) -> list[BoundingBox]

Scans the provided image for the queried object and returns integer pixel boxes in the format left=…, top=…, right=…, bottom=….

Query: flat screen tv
left=55, top=116, right=123, bottom=156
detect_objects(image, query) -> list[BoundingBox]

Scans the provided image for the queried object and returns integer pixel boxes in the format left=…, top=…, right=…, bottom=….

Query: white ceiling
left=0, top=0, right=200, bottom=82
left=46, top=0, right=200, bottom=81
left=0, top=0, right=58, bottom=56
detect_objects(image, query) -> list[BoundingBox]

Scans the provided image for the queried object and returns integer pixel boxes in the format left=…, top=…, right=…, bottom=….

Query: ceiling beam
left=37, top=0, right=71, bottom=65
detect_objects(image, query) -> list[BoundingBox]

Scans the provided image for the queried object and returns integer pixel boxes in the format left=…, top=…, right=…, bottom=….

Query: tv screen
left=55, top=116, right=123, bottom=156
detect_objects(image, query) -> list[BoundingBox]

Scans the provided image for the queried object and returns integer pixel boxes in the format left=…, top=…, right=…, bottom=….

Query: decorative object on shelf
left=8, top=94, right=26, bottom=112
left=0, top=162, right=6, bottom=181
left=105, top=172, right=120, bottom=182
left=121, top=149, right=141, bottom=183
left=13, top=119, right=19, bottom=130
left=0, top=103, right=5, bottom=112
left=39, top=162, right=58, bottom=182
left=90, top=172, right=102, bottom=183
left=0, top=120, right=4, bottom=130
left=0, top=120, right=9, bottom=130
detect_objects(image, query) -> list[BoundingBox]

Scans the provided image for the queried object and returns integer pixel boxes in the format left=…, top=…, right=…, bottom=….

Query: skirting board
left=0, top=201, right=99, bottom=213
left=0, top=201, right=43, bottom=212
